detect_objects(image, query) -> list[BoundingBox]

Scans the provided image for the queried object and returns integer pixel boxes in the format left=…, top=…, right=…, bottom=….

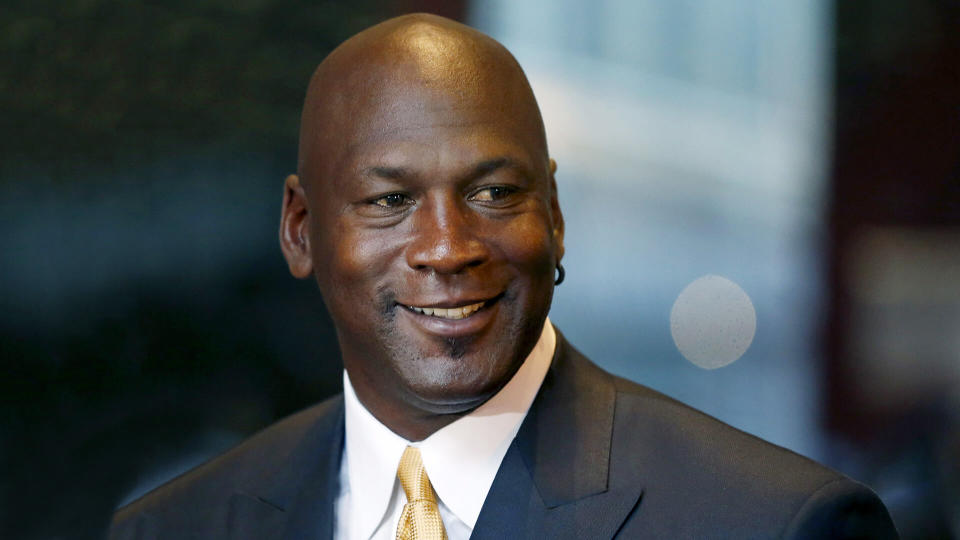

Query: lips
left=404, top=301, right=486, bottom=320
left=398, top=293, right=503, bottom=331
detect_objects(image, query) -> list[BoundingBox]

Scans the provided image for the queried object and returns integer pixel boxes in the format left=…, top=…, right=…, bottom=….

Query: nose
left=405, top=193, right=489, bottom=275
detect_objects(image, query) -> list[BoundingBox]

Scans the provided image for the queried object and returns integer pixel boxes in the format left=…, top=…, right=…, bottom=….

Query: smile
left=404, top=301, right=486, bottom=320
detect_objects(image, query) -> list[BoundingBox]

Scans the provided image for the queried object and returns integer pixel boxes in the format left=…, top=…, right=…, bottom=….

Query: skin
left=279, top=14, right=564, bottom=441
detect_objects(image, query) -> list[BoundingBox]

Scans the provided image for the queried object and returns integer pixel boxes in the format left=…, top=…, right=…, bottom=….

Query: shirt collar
left=342, top=318, right=556, bottom=536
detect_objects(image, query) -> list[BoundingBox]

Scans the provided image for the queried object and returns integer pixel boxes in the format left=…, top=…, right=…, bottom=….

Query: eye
left=371, top=193, right=410, bottom=208
left=470, top=186, right=516, bottom=202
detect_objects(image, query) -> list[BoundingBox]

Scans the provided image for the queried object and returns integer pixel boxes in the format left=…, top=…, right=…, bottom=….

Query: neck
left=341, top=318, right=553, bottom=441
left=346, top=373, right=488, bottom=441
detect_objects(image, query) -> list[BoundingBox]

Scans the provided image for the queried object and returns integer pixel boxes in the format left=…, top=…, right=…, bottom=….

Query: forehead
left=344, top=84, right=539, bottom=169
left=300, top=37, right=547, bottom=184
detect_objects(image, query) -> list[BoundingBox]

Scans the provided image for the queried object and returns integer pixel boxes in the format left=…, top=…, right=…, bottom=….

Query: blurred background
left=1, top=0, right=957, bottom=538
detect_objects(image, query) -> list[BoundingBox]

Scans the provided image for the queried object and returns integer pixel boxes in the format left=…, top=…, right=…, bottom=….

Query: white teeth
left=408, top=301, right=485, bottom=319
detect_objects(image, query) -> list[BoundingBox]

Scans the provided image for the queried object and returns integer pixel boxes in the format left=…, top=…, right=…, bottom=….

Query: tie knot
left=396, top=446, right=437, bottom=504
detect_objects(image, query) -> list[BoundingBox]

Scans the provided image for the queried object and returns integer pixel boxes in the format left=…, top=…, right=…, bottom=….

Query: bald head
left=296, top=13, right=549, bottom=187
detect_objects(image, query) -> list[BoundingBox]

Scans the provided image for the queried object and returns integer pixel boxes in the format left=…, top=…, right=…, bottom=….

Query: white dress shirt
left=333, top=318, right=556, bottom=540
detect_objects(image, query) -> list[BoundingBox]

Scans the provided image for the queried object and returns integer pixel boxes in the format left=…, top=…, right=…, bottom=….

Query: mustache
left=376, top=288, right=398, bottom=319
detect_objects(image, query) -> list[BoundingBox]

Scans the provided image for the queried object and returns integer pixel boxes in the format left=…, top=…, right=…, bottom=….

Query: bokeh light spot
left=670, top=274, right=756, bottom=369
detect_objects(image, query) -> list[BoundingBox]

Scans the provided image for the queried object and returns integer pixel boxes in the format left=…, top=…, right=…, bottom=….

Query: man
left=111, top=14, right=898, bottom=539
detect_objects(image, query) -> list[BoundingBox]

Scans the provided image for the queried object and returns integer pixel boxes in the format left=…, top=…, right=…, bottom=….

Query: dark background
left=1, top=1, right=957, bottom=538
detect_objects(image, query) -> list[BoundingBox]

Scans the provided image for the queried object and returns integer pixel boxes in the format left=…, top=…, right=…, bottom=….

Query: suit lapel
left=227, top=397, right=345, bottom=540
left=227, top=493, right=287, bottom=540
left=280, top=412, right=343, bottom=540
left=472, top=333, right=644, bottom=538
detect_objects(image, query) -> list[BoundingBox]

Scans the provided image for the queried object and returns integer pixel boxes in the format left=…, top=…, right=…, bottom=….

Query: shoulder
left=110, top=395, right=344, bottom=539
left=609, top=372, right=839, bottom=491
left=561, top=340, right=897, bottom=537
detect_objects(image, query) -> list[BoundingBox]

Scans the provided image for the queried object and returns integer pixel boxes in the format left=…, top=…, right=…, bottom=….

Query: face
left=282, top=48, right=564, bottom=434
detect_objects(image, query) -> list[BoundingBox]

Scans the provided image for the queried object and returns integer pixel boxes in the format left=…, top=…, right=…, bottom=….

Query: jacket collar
left=515, top=330, right=616, bottom=506
left=228, top=396, right=344, bottom=540
left=472, top=331, right=644, bottom=538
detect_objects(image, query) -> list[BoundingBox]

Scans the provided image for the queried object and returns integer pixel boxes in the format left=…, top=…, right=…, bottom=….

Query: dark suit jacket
left=111, top=333, right=898, bottom=539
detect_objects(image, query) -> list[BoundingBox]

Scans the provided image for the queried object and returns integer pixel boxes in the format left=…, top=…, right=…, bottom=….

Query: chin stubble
left=444, top=337, right=468, bottom=359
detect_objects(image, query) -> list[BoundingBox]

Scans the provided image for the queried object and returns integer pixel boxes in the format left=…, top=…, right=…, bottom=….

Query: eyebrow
left=469, top=157, right=511, bottom=179
left=361, top=157, right=523, bottom=183
left=364, top=166, right=410, bottom=179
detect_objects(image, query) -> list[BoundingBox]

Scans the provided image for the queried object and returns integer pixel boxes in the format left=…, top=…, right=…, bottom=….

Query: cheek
left=496, top=214, right=557, bottom=275
left=312, top=222, right=400, bottom=306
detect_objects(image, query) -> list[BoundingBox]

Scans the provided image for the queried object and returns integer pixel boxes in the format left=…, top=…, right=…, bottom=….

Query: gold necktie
left=395, top=446, right=448, bottom=540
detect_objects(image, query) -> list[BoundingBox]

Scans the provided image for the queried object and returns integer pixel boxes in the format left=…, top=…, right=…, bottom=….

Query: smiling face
left=280, top=15, right=563, bottom=440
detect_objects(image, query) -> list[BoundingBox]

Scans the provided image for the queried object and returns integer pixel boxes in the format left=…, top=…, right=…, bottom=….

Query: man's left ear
left=279, top=174, right=314, bottom=278
left=548, top=158, right=565, bottom=262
